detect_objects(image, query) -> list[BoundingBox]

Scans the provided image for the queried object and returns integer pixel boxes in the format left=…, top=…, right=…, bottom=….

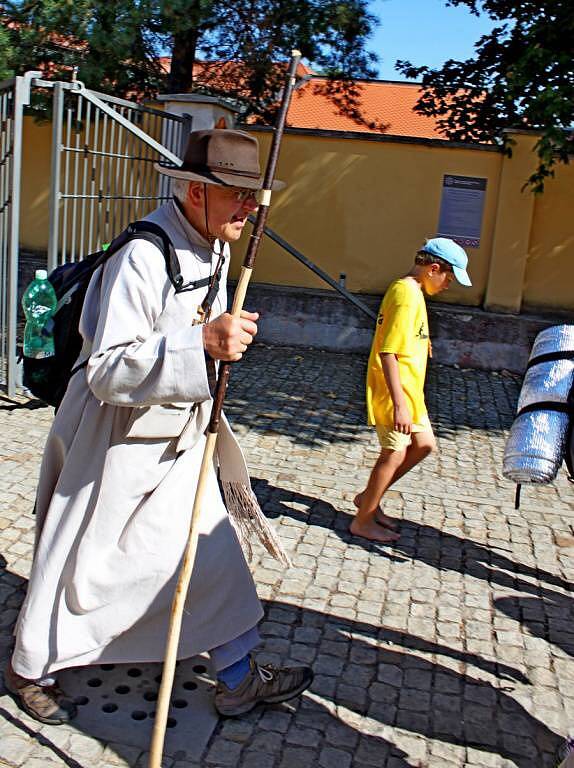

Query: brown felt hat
left=155, top=129, right=285, bottom=190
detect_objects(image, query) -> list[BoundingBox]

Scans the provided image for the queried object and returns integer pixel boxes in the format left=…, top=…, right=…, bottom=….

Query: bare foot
left=350, top=518, right=400, bottom=543
left=353, top=494, right=399, bottom=530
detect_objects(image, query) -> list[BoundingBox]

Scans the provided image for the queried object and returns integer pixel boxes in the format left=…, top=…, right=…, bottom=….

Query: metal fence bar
left=7, top=80, right=20, bottom=392
left=5, top=73, right=38, bottom=395
left=0, top=81, right=14, bottom=392
left=97, top=110, right=109, bottom=250
left=61, top=95, right=73, bottom=265
left=79, top=98, right=92, bottom=260
left=124, top=104, right=134, bottom=229
left=87, top=104, right=100, bottom=253
left=108, top=108, right=119, bottom=241
left=140, top=112, right=153, bottom=216
left=47, top=83, right=64, bottom=271
left=69, top=92, right=83, bottom=262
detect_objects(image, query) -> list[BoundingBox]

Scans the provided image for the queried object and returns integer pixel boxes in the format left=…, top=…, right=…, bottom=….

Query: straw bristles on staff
left=222, top=479, right=291, bottom=566
left=148, top=49, right=301, bottom=768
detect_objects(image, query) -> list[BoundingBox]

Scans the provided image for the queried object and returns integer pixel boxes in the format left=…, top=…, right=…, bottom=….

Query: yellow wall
left=523, top=158, right=574, bottom=311
left=18, top=115, right=574, bottom=313
left=21, top=117, right=52, bottom=251
left=234, top=131, right=503, bottom=307
left=483, top=132, right=539, bottom=313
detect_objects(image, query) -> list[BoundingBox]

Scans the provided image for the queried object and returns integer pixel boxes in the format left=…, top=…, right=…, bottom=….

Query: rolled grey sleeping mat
left=503, top=324, right=574, bottom=484
left=567, top=416, right=574, bottom=479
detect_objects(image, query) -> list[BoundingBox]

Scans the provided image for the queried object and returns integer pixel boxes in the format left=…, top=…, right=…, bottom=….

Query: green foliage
left=188, top=0, right=379, bottom=124
left=396, top=0, right=574, bottom=191
left=0, top=22, right=14, bottom=79
left=1, top=0, right=378, bottom=125
left=1, top=0, right=165, bottom=98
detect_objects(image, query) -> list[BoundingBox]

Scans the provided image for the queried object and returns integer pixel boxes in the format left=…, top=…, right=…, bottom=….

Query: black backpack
left=22, top=220, right=216, bottom=409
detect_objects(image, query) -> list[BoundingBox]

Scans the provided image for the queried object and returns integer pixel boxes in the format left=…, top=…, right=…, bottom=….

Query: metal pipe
left=0, top=86, right=11, bottom=385
left=69, top=93, right=82, bottom=262
left=251, top=218, right=377, bottom=322
left=87, top=101, right=99, bottom=253
left=47, top=83, right=64, bottom=271
left=7, top=73, right=38, bottom=394
left=79, top=98, right=91, bottom=259
left=61, top=93, right=72, bottom=264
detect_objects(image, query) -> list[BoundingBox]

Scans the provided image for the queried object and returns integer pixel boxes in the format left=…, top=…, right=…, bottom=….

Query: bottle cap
left=35, top=269, right=48, bottom=280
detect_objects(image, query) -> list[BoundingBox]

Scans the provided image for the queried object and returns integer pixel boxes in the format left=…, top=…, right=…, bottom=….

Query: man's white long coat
left=12, top=201, right=264, bottom=679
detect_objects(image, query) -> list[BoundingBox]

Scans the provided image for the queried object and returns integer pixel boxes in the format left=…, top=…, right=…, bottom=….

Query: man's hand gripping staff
left=148, top=49, right=301, bottom=768
left=202, top=309, right=259, bottom=362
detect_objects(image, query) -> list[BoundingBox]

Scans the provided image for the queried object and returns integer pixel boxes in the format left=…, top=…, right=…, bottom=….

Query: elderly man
left=5, top=129, right=313, bottom=723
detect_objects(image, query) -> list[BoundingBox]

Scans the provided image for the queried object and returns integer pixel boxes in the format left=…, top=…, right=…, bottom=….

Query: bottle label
left=22, top=276, right=57, bottom=359
left=29, top=348, right=55, bottom=360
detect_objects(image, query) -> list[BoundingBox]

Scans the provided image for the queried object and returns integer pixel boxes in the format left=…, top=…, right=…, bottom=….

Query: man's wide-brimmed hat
left=155, top=129, right=285, bottom=190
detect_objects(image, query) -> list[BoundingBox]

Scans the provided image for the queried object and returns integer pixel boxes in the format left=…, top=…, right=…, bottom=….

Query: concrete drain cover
left=59, top=656, right=218, bottom=759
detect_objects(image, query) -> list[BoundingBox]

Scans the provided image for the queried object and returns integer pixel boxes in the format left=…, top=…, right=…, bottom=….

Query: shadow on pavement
left=0, top=706, right=85, bottom=768
left=0, top=395, right=48, bottom=412
left=225, top=347, right=522, bottom=448
left=0, top=552, right=562, bottom=767
left=425, top=364, right=520, bottom=437
left=495, top=595, right=574, bottom=658
left=254, top=477, right=572, bottom=599
left=258, top=601, right=561, bottom=767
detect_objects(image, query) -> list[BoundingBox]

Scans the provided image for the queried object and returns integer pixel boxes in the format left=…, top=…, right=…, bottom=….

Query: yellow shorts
left=375, top=415, right=433, bottom=451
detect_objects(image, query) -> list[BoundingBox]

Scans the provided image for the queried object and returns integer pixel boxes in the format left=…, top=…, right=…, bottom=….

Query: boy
left=351, top=237, right=472, bottom=543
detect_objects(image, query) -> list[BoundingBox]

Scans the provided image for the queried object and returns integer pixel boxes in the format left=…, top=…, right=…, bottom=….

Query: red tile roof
left=158, top=58, right=444, bottom=140
left=158, top=58, right=313, bottom=90
left=287, top=77, right=444, bottom=139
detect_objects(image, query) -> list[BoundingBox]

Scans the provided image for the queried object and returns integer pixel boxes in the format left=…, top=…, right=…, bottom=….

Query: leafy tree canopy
left=0, top=0, right=379, bottom=126
left=396, top=0, right=574, bottom=191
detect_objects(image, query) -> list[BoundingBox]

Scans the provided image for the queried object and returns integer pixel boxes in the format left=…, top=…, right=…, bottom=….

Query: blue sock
left=216, top=654, right=251, bottom=690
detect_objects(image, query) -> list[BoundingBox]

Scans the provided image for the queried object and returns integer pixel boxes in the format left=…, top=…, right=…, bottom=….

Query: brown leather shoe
left=214, top=656, right=313, bottom=717
left=3, top=663, right=77, bottom=725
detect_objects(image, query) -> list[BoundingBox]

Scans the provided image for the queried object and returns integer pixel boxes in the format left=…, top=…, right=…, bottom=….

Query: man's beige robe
left=13, top=201, right=263, bottom=679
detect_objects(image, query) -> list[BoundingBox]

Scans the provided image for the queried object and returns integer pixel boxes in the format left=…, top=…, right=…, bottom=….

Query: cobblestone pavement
left=1, top=345, right=573, bottom=768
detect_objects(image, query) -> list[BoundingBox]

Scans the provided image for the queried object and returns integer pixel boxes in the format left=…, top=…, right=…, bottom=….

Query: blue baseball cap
left=419, top=237, right=472, bottom=286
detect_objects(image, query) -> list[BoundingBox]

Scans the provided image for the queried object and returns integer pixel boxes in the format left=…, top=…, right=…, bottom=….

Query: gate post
left=47, top=82, right=64, bottom=273
left=6, top=71, right=40, bottom=397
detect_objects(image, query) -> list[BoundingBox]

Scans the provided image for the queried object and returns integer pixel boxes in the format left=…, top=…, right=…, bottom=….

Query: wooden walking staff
left=148, top=49, right=301, bottom=768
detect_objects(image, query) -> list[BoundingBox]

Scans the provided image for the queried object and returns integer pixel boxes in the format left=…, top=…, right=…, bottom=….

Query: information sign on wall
left=437, top=175, right=487, bottom=248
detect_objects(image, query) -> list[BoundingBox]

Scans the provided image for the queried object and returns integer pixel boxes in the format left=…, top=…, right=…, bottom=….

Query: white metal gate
left=0, top=73, right=188, bottom=397
left=43, top=79, right=191, bottom=268
left=0, top=72, right=39, bottom=396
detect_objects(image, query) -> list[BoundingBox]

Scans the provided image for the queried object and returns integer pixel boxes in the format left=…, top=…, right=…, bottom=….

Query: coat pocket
left=125, top=403, right=195, bottom=439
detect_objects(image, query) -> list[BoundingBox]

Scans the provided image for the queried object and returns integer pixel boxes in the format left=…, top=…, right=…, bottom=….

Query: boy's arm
left=380, top=352, right=412, bottom=434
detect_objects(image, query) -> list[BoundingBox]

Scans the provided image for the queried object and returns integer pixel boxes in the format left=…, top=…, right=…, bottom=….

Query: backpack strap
left=69, top=222, right=225, bottom=381
left=124, top=221, right=225, bottom=300
left=526, top=350, right=574, bottom=370
left=122, top=221, right=184, bottom=292
left=517, top=401, right=572, bottom=418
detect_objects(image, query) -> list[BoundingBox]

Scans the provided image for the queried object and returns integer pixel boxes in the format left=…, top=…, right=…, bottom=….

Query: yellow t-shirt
left=366, top=278, right=430, bottom=427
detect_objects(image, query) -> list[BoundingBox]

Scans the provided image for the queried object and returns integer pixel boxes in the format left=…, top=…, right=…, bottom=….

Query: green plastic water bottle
left=22, top=269, right=57, bottom=358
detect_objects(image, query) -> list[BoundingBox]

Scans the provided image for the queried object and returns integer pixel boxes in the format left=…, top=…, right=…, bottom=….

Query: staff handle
left=148, top=49, right=301, bottom=768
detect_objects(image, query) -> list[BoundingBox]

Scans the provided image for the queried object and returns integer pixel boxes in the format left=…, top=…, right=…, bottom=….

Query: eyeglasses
left=228, top=187, right=258, bottom=203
